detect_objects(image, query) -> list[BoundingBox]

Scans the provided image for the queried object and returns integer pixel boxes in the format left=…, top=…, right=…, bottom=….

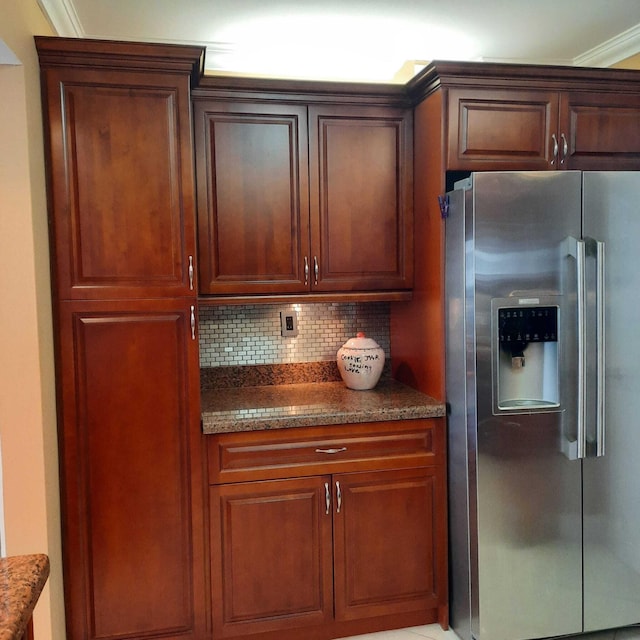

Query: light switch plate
left=280, top=310, right=298, bottom=337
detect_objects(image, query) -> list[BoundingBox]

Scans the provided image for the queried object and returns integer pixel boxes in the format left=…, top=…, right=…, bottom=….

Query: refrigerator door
left=470, top=172, right=583, bottom=640
left=582, top=171, right=640, bottom=631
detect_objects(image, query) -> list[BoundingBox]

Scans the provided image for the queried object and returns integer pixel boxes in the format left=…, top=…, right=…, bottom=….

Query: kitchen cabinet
left=391, top=61, right=640, bottom=402
left=37, top=38, right=200, bottom=301
left=57, top=299, right=205, bottom=640
left=36, top=37, right=208, bottom=640
left=193, top=95, right=413, bottom=297
left=447, top=87, right=640, bottom=171
left=210, top=477, right=333, bottom=637
left=207, top=419, right=447, bottom=640
left=194, top=101, right=310, bottom=295
left=308, top=105, right=413, bottom=293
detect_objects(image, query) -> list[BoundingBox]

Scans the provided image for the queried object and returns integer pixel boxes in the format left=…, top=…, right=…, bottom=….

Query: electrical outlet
left=280, top=310, right=298, bottom=337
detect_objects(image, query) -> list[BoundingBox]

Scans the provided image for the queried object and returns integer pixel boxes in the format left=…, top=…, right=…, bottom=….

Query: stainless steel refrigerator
left=445, top=171, right=640, bottom=640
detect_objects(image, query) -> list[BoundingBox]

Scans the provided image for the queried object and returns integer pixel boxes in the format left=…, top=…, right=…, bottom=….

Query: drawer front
left=207, top=419, right=442, bottom=484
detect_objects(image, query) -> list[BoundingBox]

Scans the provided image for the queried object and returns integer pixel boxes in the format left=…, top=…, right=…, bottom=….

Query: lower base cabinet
left=207, top=419, right=447, bottom=639
left=210, top=477, right=333, bottom=637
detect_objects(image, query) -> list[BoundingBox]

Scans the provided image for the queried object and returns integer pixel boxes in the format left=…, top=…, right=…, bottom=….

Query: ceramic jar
left=336, top=332, right=385, bottom=390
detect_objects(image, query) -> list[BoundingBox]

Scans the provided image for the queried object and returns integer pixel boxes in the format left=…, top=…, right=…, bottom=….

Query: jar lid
left=341, top=332, right=381, bottom=350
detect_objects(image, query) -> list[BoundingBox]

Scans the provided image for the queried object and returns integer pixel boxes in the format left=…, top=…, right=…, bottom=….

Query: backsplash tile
left=199, top=302, right=390, bottom=368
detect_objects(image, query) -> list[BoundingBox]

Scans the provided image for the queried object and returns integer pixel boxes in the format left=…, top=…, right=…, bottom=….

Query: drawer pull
left=315, top=447, right=347, bottom=455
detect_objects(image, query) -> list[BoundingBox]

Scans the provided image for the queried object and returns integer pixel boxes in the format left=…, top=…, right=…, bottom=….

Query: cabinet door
left=446, top=88, right=560, bottom=170
left=58, top=299, right=206, bottom=640
left=560, top=91, right=640, bottom=170
left=333, top=467, right=444, bottom=621
left=41, top=68, right=197, bottom=299
left=210, top=477, right=333, bottom=637
left=194, top=101, right=310, bottom=294
left=309, top=105, right=413, bottom=291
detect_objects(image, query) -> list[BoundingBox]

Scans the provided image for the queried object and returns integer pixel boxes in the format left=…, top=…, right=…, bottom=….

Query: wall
left=0, top=2, right=63, bottom=640
left=199, top=302, right=391, bottom=367
left=612, top=52, right=640, bottom=69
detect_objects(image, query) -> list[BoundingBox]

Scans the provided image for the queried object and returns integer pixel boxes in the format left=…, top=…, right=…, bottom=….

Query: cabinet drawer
left=207, top=419, right=442, bottom=484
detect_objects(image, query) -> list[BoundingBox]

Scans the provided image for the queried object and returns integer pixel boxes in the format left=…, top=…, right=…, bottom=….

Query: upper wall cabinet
left=193, top=88, right=413, bottom=298
left=194, top=101, right=310, bottom=295
left=409, top=62, right=640, bottom=172
left=37, top=37, right=203, bottom=300
left=308, top=105, right=413, bottom=293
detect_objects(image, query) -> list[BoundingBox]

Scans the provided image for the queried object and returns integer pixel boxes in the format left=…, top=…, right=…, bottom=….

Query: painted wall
left=613, top=52, right=640, bottom=69
left=0, top=2, right=63, bottom=639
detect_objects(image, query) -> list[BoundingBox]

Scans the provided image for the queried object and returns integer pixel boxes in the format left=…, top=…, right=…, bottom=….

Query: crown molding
left=574, top=22, right=640, bottom=67
left=37, top=0, right=85, bottom=37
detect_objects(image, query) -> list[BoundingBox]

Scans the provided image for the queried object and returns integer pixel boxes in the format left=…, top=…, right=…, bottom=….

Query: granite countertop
left=0, top=554, right=50, bottom=640
left=201, top=378, right=445, bottom=434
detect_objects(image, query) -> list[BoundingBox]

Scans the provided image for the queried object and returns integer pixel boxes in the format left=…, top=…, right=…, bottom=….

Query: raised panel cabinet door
left=333, top=467, right=444, bottom=621
left=40, top=67, right=198, bottom=299
left=194, top=101, right=310, bottom=294
left=210, top=477, right=333, bottom=638
left=446, top=88, right=560, bottom=170
left=560, top=91, right=640, bottom=169
left=308, top=105, right=413, bottom=292
left=57, top=298, right=206, bottom=640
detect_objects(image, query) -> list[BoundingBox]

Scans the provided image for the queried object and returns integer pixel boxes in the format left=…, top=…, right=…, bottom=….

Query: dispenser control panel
left=498, top=306, right=558, bottom=345
left=492, top=299, right=561, bottom=413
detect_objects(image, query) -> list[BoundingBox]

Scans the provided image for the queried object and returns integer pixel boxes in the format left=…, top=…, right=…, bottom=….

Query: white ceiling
left=38, top=0, right=640, bottom=82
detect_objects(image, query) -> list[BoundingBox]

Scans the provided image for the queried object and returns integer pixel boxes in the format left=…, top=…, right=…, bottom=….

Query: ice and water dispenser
left=493, top=300, right=560, bottom=411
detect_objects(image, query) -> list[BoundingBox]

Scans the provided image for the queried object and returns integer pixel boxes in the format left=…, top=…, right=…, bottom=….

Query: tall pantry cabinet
left=35, top=38, right=208, bottom=640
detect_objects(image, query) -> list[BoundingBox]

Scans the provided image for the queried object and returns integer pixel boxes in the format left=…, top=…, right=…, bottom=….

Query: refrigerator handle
left=564, top=236, right=588, bottom=460
left=576, top=239, right=588, bottom=460
left=595, top=240, right=606, bottom=457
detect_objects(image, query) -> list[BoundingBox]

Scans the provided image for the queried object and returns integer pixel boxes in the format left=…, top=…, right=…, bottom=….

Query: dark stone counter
left=0, top=554, right=49, bottom=640
left=201, top=378, right=445, bottom=434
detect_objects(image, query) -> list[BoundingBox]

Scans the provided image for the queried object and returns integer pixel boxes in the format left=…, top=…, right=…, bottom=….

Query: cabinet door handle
left=560, top=133, right=568, bottom=164
left=190, top=305, right=196, bottom=341
left=304, top=256, right=309, bottom=286
left=315, top=447, right=347, bottom=455
left=188, top=255, right=194, bottom=290
left=335, top=481, right=342, bottom=514
left=324, top=482, right=331, bottom=515
left=550, top=133, right=559, bottom=165
left=313, top=256, right=319, bottom=286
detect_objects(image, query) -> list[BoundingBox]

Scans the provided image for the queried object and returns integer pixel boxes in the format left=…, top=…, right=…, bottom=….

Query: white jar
left=337, top=332, right=385, bottom=390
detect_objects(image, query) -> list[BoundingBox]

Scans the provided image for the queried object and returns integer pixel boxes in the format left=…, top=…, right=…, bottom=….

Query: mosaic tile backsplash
left=199, top=302, right=390, bottom=368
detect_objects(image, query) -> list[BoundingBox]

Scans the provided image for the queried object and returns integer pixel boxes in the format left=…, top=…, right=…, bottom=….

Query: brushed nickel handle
left=313, top=256, right=319, bottom=286
left=188, top=255, right=194, bottom=290
left=560, top=133, right=568, bottom=164
left=190, top=305, right=196, bottom=341
left=575, top=239, right=587, bottom=459
left=304, top=256, right=309, bottom=285
left=315, top=447, right=347, bottom=455
left=551, top=133, right=559, bottom=165
left=324, top=482, right=331, bottom=515
left=595, top=239, right=606, bottom=457
left=336, top=481, right=342, bottom=514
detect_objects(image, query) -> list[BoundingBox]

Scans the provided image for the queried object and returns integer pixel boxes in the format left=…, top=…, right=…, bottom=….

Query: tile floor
left=337, top=623, right=459, bottom=640
left=336, top=624, right=640, bottom=640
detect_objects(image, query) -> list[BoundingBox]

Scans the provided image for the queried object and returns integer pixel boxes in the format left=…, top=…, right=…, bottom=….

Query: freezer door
left=471, top=171, right=583, bottom=640
left=582, top=171, right=640, bottom=632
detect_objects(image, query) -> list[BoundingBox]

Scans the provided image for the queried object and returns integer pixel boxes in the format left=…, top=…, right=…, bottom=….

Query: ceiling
left=37, top=0, right=640, bottom=82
